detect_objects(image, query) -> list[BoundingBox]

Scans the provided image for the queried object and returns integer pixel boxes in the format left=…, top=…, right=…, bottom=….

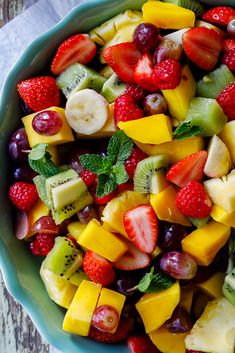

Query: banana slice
left=65, top=89, right=109, bottom=135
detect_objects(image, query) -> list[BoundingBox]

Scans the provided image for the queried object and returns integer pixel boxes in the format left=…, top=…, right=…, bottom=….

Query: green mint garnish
left=133, top=267, right=175, bottom=294
left=107, top=130, right=134, bottom=164
left=28, top=143, right=60, bottom=178
left=173, top=121, right=204, bottom=140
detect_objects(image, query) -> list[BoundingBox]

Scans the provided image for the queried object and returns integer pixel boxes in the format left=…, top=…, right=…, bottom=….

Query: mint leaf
left=135, top=267, right=175, bottom=293
left=97, top=157, right=112, bottom=175
left=107, top=130, right=133, bottom=164
left=173, top=121, right=204, bottom=140
left=79, top=154, right=104, bottom=173
left=29, top=143, right=48, bottom=160
left=28, top=144, right=59, bottom=178
left=112, top=163, right=129, bottom=184
left=96, top=174, right=117, bottom=197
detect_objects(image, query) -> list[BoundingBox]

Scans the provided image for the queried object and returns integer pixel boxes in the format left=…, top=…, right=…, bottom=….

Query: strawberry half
left=51, top=34, right=96, bottom=75
left=134, top=53, right=159, bottom=92
left=128, top=334, right=160, bottom=353
left=89, top=318, right=133, bottom=343
left=202, top=6, right=235, bottom=27
left=102, top=42, right=142, bottom=83
left=123, top=205, right=158, bottom=254
left=166, top=151, right=208, bottom=188
left=182, top=27, right=223, bottom=71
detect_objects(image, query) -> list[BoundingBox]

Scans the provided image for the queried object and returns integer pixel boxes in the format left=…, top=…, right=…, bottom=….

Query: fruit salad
left=7, top=1, right=235, bottom=352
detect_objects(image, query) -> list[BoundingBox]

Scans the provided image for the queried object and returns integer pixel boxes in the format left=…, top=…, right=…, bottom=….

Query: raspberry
left=125, top=147, right=148, bottom=178
left=30, top=233, right=55, bottom=256
left=83, top=250, right=115, bottom=286
left=176, top=181, right=212, bottom=218
left=114, top=94, right=143, bottom=125
left=80, top=170, right=96, bottom=187
left=222, top=48, right=235, bottom=73
left=152, top=59, right=181, bottom=90
left=9, top=182, right=38, bottom=211
left=223, top=39, right=235, bottom=52
left=125, top=83, right=146, bottom=102
left=217, top=81, right=235, bottom=120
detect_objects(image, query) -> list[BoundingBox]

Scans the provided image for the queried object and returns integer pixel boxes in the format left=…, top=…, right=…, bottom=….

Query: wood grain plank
left=0, top=0, right=37, bottom=25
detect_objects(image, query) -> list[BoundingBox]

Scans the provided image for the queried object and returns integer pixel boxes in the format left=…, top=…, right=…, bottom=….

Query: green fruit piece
left=162, top=0, right=204, bottom=16
left=188, top=216, right=211, bottom=228
left=56, top=63, right=106, bottom=99
left=69, top=271, right=89, bottom=287
left=197, top=65, right=234, bottom=99
left=99, top=65, right=114, bottom=79
left=134, top=155, right=169, bottom=194
left=33, top=175, right=49, bottom=207
left=101, top=73, right=126, bottom=103
left=223, top=282, right=235, bottom=306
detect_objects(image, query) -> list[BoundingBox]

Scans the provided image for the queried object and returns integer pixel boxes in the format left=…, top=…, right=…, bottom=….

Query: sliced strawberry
left=128, top=334, right=160, bottom=353
left=123, top=205, right=158, bottom=254
left=51, top=34, right=96, bottom=75
left=114, top=238, right=150, bottom=271
left=182, top=27, right=223, bottom=71
left=202, top=6, right=235, bottom=27
left=134, top=53, right=159, bottom=92
left=89, top=317, right=133, bottom=343
left=102, top=42, right=142, bottom=83
left=166, top=151, right=208, bottom=188
left=223, top=39, right=235, bottom=52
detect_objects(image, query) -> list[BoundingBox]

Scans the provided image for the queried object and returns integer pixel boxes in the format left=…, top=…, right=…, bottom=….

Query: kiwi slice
left=134, top=155, right=169, bottom=194
left=188, top=216, right=211, bottom=228
left=162, top=0, right=204, bottom=16
left=197, top=65, right=235, bottom=99
left=99, top=65, right=114, bottom=79
left=223, top=269, right=235, bottom=306
left=101, top=73, right=126, bottom=103
left=69, top=270, right=88, bottom=287
left=33, top=175, right=49, bottom=207
left=56, top=63, right=106, bottom=99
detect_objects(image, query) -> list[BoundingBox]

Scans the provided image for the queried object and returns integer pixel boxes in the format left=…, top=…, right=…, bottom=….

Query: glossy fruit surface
left=133, top=23, right=160, bottom=53
left=160, top=251, right=197, bottom=280
left=31, top=216, right=59, bottom=236
left=32, top=110, right=63, bottom=136
left=8, top=128, right=30, bottom=161
left=158, top=222, right=188, bottom=251
left=153, top=39, right=182, bottom=64
left=143, top=93, right=167, bottom=115
left=92, top=305, right=119, bottom=332
left=165, top=306, right=193, bottom=333
left=227, top=19, right=235, bottom=36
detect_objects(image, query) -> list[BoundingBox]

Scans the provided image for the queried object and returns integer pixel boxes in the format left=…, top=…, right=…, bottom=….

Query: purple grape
left=153, top=39, right=182, bottom=65
left=227, top=19, right=235, bottom=37
left=112, top=270, right=144, bottom=296
left=12, top=164, right=36, bottom=183
left=77, top=205, right=99, bottom=224
left=32, top=110, right=63, bottom=136
left=8, top=128, right=30, bottom=161
left=143, top=93, right=167, bottom=115
left=133, top=23, right=160, bottom=53
left=165, top=306, right=193, bottom=333
left=158, top=222, right=188, bottom=251
left=160, top=251, right=197, bottom=280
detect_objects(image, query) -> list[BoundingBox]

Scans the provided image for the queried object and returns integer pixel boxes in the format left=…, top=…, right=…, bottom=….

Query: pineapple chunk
left=197, top=272, right=225, bottom=299
left=211, top=205, right=235, bottom=228
left=67, top=221, right=87, bottom=240
left=136, top=282, right=180, bottom=333
left=182, top=221, right=231, bottom=266
left=149, top=325, right=187, bottom=353
left=26, top=199, right=50, bottom=238
left=220, top=121, right=235, bottom=165
left=185, top=297, right=235, bottom=353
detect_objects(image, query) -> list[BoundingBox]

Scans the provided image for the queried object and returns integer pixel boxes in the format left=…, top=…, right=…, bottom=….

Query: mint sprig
left=133, top=267, right=175, bottom=294
left=80, top=131, right=133, bottom=197
left=28, top=143, right=60, bottom=178
left=173, top=121, right=204, bottom=140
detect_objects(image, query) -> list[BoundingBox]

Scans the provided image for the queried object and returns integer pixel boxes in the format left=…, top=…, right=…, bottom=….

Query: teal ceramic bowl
left=0, top=0, right=233, bottom=352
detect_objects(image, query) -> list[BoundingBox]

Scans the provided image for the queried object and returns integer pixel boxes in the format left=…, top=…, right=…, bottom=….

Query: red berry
left=125, top=147, right=147, bottom=178
left=92, top=305, right=119, bottom=332
left=128, top=334, right=160, bottom=353
left=134, top=53, right=159, bottom=92
left=133, top=23, right=160, bottom=54
left=114, top=94, right=143, bottom=125
left=93, top=189, right=118, bottom=206
left=176, top=181, right=212, bottom=219
left=118, top=181, right=134, bottom=194
left=30, top=233, right=55, bottom=256
left=217, top=81, right=235, bottom=120
left=125, top=83, right=146, bottom=102
left=83, top=250, right=115, bottom=286
left=9, top=182, right=38, bottom=211
left=152, top=59, right=181, bottom=90
left=223, top=39, right=235, bottom=52
left=222, top=48, right=235, bottom=73
left=51, top=34, right=96, bottom=75
left=17, top=76, right=60, bottom=112
left=89, top=317, right=133, bottom=343
left=202, top=6, right=235, bottom=27
left=80, top=170, right=96, bottom=187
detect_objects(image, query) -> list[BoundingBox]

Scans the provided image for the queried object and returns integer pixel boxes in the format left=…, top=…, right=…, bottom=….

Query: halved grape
left=32, top=110, right=63, bottom=136
left=144, top=93, right=167, bottom=116
left=160, top=251, right=197, bottom=280
left=92, top=305, right=119, bottom=332
left=31, top=216, right=59, bottom=236
left=165, top=306, right=193, bottom=333
left=8, top=128, right=30, bottom=161
left=15, top=210, right=29, bottom=239
left=153, top=39, right=182, bottom=64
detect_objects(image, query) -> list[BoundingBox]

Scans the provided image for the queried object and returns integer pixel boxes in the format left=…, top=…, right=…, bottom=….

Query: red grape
left=12, top=164, right=36, bottom=183
left=165, top=306, right=193, bottom=333
left=160, top=251, right=197, bottom=280
left=153, top=39, right=182, bottom=65
left=31, top=216, right=59, bottom=236
left=92, top=305, right=119, bottom=332
left=158, top=222, right=188, bottom=251
left=77, top=205, right=99, bottom=224
left=227, top=19, right=235, bottom=37
left=133, top=23, right=160, bottom=53
left=143, top=93, right=167, bottom=115
left=15, top=210, right=29, bottom=240
left=8, top=128, right=30, bottom=161
left=32, top=110, right=63, bottom=136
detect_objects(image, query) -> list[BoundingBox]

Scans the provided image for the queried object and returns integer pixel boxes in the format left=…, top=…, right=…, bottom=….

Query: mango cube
left=136, top=281, right=180, bottom=333
left=26, top=199, right=50, bottom=238
left=63, top=280, right=101, bottom=336
left=143, top=1, right=195, bottom=30
left=118, top=114, right=172, bottom=145
left=22, top=107, right=74, bottom=147
left=197, top=272, right=225, bottom=299
left=182, top=221, right=231, bottom=266
left=211, top=205, right=235, bottom=228
left=67, top=221, right=87, bottom=240
left=96, top=288, right=126, bottom=333
left=149, top=325, right=187, bottom=353
left=162, top=65, right=196, bottom=123
left=77, top=220, right=128, bottom=262
left=150, top=186, right=191, bottom=226
left=180, top=285, right=195, bottom=313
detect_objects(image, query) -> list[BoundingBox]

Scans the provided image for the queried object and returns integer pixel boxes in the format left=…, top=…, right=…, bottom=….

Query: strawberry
left=223, top=39, right=235, bottom=52
left=166, top=151, right=208, bottom=188
left=114, top=94, right=144, bottom=125
left=217, top=81, right=235, bottom=120
left=80, top=170, right=96, bottom=187
left=128, top=334, right=160, bottom=353
left=89, top=317, right=133, bottom=343
left=102, top=42, right=142, bottom=83
left=83, top=250, right=115, bottom=286
left=17, top=76, right=60, bottom=112
left=125, top=83, right=147, bottom=102
left=176, top=181, right=212, bottom=219
left=202, top=6, right=235, bottom=27
left=9, top=182, right=38, bottom=212
left=182, top=27, right=223, bottom=71
left=125, top=147, right=148, bottom=178
left=152, top=59, right=181, bottom=90
left=222, top=48, right=235, bottom=73
left=51, top=34, right=96, bottom=75
left=30, top=233, right=55, bottom=256
left=124, top=205, right=158, bottom=254
left=134, top=53, right=159, bottom=92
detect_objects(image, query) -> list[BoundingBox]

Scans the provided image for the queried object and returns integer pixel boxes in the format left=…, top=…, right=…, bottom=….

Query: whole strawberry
left=125, top=147, right=148, bottom=178
left=114, top=94, right=143, bottom=125
left=176, top=181, right=212, bottom=218
left=152, top=59, right=181, bottom=90
left=202, top=6, right=235, bottom=27
left=30, top=233, right=55, bottom=256
left=9, top=182, right=38, bottom=211
left=89, top=317, right=133, bottom=343
left=83, top=250, right=115, bottom=286
left=217, top=81, right=235, bottom=120
left=17, top=76, right=60, bottom=112
left=222, top=48, right=235, bottom=73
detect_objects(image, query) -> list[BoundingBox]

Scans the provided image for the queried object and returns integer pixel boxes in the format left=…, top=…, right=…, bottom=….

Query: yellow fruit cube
left=47, top=146, right=60, bottom=166
left=22, top=107, right=74, bottom=147
left=162, top=65, right=196, bottom=123
left=96, top=288, right=126, bottom=333
left=77, top=220, right=128, bottom=262
left=150, top=186, right=191, bottom=226
left=63, top=280, right=102, bottom=336
left=142, top=1, right=195, bottom=30
left=136, top=282, right=180, bottom=333
left=182, top=221, right=231, bottom=266
left=26, top=199, right=50, bottom=238
left=118, top=114, right=172, bottom=145
left=67, top=221, right=87, bottom=240
left=197, top=272, right=225, bottom=299
left=135, top=137, right=204, bottom=165
left=180, top=285, right=195, bottom=313
left=219, top=121, right=235, bottom=164
left=149, top=325, right=187, bottom=353
left=211, top=205, right=235, bottom=228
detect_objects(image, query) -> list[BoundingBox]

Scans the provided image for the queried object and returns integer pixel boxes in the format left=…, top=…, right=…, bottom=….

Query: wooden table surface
left=0, top=2, right=58, bottom=352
